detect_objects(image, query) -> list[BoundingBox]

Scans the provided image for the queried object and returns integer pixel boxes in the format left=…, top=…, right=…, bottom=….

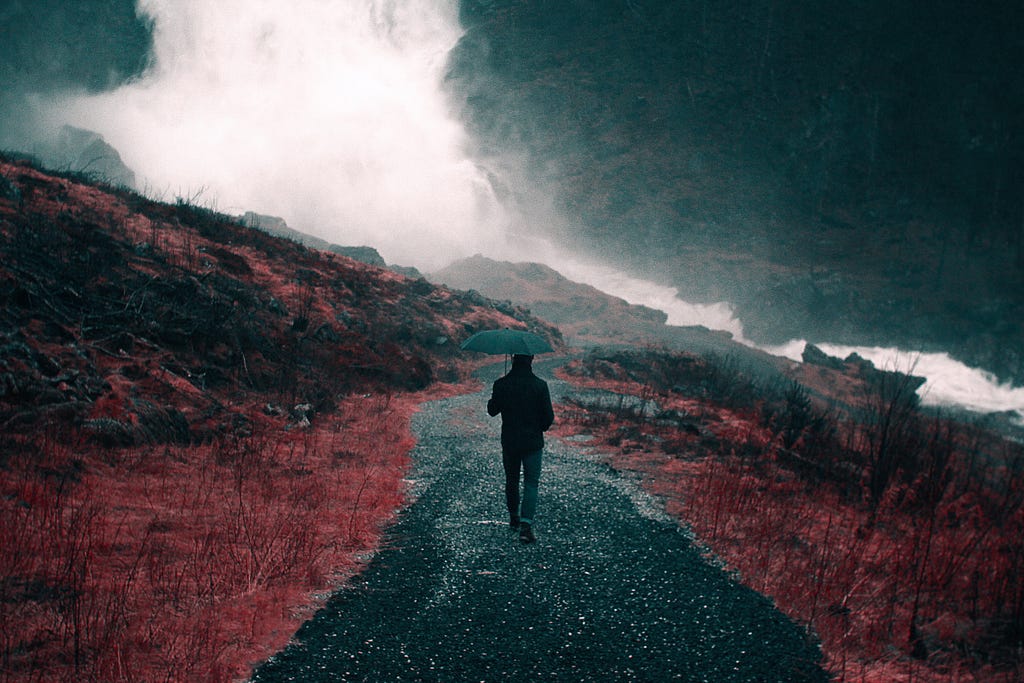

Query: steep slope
left=432, top=254, right=668, bottom=344
left=3, top=1, right=1021, bottom=384
left=0, top=0, right=150, bottom=147
left=431, top=254, right=797, bottom=385
left=0, top=156, right=559, bottom=444
left=0, top=155, right=560, bottom=681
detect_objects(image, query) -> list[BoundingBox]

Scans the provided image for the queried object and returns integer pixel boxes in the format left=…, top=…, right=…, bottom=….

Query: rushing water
left=559, top=260, right=1024, bottom=424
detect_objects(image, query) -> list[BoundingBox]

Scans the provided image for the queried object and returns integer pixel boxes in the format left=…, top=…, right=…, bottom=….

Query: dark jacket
left=487, top=356, right=555, bottom=455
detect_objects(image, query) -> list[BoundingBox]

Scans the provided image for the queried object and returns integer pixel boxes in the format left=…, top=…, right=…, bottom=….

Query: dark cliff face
left=0, top=0, right=150, bottom=91
left=448, top=0, right=1024, bottom=383
left=0, top=0, right=152, bottom=141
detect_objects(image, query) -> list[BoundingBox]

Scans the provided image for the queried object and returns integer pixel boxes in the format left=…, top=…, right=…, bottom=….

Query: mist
left=33, top=0, right=510, bottom=271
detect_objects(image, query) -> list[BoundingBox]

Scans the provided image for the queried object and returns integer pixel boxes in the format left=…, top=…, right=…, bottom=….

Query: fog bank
left=36, top=0, right=507, bottom=271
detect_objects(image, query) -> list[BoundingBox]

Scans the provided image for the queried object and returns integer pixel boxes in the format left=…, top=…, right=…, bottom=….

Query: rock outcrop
left=39, top=126, right=137, bottom=188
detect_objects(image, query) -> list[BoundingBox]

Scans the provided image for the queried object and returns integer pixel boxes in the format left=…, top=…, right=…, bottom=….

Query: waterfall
left=41, top=0, right=506, bottom=270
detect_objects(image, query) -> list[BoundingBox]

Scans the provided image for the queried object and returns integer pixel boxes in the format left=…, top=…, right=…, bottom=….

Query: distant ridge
left=429, top=254, right=793, bottom=384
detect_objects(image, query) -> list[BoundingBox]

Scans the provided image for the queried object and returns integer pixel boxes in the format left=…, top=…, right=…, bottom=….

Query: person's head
left=511, top=354, right=534, bottom=371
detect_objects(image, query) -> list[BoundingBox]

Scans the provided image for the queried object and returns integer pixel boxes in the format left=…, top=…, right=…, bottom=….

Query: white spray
left=41, top=0, right=506, bottom=271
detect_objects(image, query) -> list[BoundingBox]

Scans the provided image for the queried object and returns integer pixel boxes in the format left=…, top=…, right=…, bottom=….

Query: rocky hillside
left=0, top=0, right=150, bottom=148
left=0, top=155, right=558, bottom=448
left=432, top=255, right=667, bottom=343
left=2, top=0, right=1021, bottom=385
left=0, top=155, right=565, bottom=681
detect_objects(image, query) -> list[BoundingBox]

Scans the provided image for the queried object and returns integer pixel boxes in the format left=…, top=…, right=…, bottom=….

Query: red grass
left=555, top=359, right=1024, bottom=682
left=0, top=384, right=471, bottom=682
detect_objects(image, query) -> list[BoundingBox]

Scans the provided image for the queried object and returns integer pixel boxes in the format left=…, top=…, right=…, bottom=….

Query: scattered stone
left=267, top=297, right=288, bottom=316
left=312, top=323, right=340, bottom=342
left=0, top=175, right=21, bottom=203
left=135, top=402, right=191, bottom=444
left=292, top=403, right=313, bottom=427
left=264, top=403, right=286, bottom=417
left=82, top=418, right=135, bottom=447
left=0, top=372, right=17, bottom=396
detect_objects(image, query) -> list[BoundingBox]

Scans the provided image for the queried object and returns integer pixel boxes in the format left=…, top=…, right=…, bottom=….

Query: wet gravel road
left=250, top=360, right=827, bottom=682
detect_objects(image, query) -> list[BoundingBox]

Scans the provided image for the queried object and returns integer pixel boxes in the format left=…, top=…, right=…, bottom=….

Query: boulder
left=328, top=245, right=386, bottom=267
left=241, top=211, right=388, bottom=267
left=0, top=175, right=20, bottom=203
left=802, top=343, right=845, bottom=370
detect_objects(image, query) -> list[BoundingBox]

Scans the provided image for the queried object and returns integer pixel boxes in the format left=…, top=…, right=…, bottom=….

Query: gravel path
left=249, top=360, right=827, bottom=682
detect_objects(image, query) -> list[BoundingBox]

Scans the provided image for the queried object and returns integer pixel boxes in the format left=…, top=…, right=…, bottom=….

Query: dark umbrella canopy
left=460, top=328, right=553, bottom=356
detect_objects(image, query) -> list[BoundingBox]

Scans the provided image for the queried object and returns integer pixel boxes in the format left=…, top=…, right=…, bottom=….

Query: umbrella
left=460, top=328, right=554, bottom=356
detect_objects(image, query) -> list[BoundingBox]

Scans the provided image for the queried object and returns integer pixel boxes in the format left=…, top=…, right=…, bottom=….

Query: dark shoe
left=519, top=522, right=535, bottom=544
left=509, top=515, right=520, bottom=531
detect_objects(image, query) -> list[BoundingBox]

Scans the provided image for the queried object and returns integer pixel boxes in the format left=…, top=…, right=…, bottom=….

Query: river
left=555, top=257, right=1024, bottom=426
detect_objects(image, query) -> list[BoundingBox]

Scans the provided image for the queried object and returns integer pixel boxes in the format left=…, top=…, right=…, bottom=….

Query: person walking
left=487, top=354, right=555, bottom=544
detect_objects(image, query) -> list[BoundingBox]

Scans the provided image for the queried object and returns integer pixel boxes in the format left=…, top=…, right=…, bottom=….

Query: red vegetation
left=556, top=349, right=1024, bottom=682
left=1, top=394, right=421, bottom=681
left=0, top=157, right=557, bottom=681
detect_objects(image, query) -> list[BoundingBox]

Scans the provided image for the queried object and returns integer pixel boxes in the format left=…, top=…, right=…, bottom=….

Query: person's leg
left=518, top=449, right=543, bottom=525
left=502, top=450, right=521, bottom=525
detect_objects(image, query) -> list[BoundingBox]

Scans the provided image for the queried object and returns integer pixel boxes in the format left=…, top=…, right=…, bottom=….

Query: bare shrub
left=559, top=346, right=1024, bottom=680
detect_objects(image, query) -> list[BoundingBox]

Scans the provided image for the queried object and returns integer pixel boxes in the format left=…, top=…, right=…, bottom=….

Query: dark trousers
left=503, top=448, right=542, bottom=524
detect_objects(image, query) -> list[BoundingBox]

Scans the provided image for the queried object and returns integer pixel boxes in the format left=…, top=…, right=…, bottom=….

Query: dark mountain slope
left=0, top=0, right=151, bottom=144
left=448, top=0, right=1024, bottom=384
left=0, top=154, right=558, bottom=446
left=430, top=254, right=791, bottom=385
left=2, top=0, right=1021, bottom=384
